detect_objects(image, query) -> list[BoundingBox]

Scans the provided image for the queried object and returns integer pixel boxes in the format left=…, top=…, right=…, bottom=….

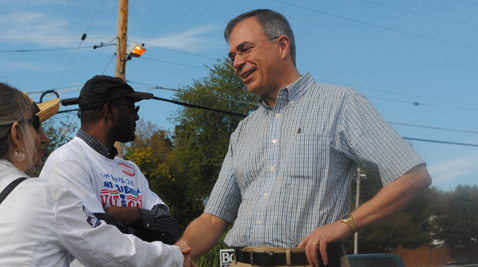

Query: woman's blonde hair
left=0, top=83, right=36, bottom=169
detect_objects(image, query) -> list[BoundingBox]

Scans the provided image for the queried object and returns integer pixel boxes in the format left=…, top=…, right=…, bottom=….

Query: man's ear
left=102, top=103, right=114, bottom=121
left=277, top=35, right=291, bottom=61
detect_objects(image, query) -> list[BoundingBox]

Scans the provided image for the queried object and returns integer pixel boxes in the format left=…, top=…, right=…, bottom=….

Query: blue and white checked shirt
left=205, top=72, right=425, bottom=248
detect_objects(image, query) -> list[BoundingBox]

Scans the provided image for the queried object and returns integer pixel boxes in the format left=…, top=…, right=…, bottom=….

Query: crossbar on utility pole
left=114, top=0, right=128, bottom=158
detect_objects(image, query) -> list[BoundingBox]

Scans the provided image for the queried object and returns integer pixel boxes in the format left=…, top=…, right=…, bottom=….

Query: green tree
left=170, top=59, right=257, bottom=205
left=433, top=185, right=478, bottom=250
left=28, top=116, right=77, bottom=177
left=124, top=119, right=203, bottom=230
left=344, top=166, right=435, bottom=253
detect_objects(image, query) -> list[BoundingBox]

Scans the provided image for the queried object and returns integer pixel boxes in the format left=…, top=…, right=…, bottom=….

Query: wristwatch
left=340, top=214, right=358, bottom=233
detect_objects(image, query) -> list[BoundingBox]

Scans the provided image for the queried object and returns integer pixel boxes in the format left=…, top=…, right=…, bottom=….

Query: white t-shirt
left=40, top=137, right=165, bottom=213
left=0, top=160, right=183, bottom=267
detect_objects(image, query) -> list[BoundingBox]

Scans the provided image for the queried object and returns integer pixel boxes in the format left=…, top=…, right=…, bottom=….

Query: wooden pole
left=114, top=0, right=128, bottom=158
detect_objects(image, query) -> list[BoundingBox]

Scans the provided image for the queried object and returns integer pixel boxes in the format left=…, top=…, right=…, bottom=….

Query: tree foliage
left=170, top=60, right=257, bottom=203
left=28, top=116, right=77, bottom=177
left=344, top=166, right=436, bottom=253
left=433, top=185, right=478, bottom=250
left=124, top=120, right=203, bottom=230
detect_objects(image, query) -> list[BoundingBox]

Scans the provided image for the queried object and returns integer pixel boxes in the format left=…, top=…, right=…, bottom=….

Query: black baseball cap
left=79, top=75, right=153, bottom=111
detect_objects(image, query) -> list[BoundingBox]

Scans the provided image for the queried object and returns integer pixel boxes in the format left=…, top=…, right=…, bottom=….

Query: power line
left=389, top=122, right=478, bottom=135
left=272, top=0, right=478, bottom=50
left=148, top=97, right=478, bottom=148
left=0, top=37, right=114, bottom=41
left=55, top=0, right=105, bottom=89
left=125, top=82, right=478, bottom=133
left=453, top=0, right=478, bottom=6
left=152, top=96, right=248, bottom=117
left=0, top=45, right=114, bottom=53
left=355, top=0, right=478, bottom=27
left=128, top=80, right=259, bottom=106
left=32, top=83, right=477, bottom=136
left=102, top=54, right=116, bottom=75
left=365, top=95, right=478, bottom=112
left=139, top=56, right=209, bottom=70
left=131, top=40, right=217, bottom=61
left=403, top=137, right=478, bottom=147
left=317, top=79, right=478, bottom=108
left=55, top=100, right=478, bottom=148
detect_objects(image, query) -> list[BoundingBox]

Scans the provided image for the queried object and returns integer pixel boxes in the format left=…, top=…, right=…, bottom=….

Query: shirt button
left=257, top=220, right=261, bottom=225
left=290, top=100, right=295, bottom=104
left=276, top=114, right=280, bottom=118
left=270, top=167, right=275, bottom=171
left=264, top=193, right=269, bottom=197
left=272, top=139, right=277, bottom=144
left=146, top=223, right=150, bottom=227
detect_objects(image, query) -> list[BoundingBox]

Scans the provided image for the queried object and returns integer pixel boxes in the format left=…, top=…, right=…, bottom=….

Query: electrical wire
left=138, top=56, right=209, bottom=70
left=55, top=99, right=478, bottom=147
left=317, top=79, right=478, bottom=108
left=402, top=137, right=478, bottom=147
left=127, top=81, right=259, bottom=106
left=130, top=40, right=217, bottom=61
left=55, top=0, right=105, bottom=89
left=365, top=96, right=478, bottom=112
left=102, top=54, right=116, bottom=75
left=354, top=0, right=478, bottom=27
left=31, top=83, right=477, bottom=136
left=0, top=37, right=113, bottom=41
left=389, top=122, right=478, bottom=135
left=272, top=0, right=478, bottom=50
left=453, top=0, right=478, bottom=6
left=0, top=45, right=114, bottom=53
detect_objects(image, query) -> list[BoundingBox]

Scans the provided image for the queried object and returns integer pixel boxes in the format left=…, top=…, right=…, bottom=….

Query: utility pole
left=114, top=0, right=128, bottom=158
left=354, top=167, right=366, bottom=255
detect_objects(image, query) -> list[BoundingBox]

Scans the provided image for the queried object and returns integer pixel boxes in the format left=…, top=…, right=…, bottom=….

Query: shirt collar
left=76, top=129, right=118, bottom=159
left=258, top=72, right=314, bottom=109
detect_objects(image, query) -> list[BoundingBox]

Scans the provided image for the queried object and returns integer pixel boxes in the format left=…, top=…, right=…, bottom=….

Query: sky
left=1, top=0, right=477, bottom=192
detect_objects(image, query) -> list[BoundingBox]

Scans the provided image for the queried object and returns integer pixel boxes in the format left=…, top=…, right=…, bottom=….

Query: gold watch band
left=340, top=214, right=358, bottom=234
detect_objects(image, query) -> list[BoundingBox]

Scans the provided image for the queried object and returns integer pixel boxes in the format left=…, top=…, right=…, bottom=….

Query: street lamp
left=354, top=167, right=367, bottom=255
left=126, top=42, right=146, bottom=60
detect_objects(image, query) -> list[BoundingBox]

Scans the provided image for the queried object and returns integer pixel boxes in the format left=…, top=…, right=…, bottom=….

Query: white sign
left=220, top=249, right=234, bottom=267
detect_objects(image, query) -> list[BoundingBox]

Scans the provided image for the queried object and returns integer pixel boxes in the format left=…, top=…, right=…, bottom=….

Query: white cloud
left=0, top=11, right=71, bottom=45
left=428, top=152, right=478, bottom=186
left=136, top=24, right=223, bottom=52
left=3, top=61, right=63, bottom=72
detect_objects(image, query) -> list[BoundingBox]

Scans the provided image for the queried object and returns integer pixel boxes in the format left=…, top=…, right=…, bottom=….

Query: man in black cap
left=41, top=76, right=181, bottom=251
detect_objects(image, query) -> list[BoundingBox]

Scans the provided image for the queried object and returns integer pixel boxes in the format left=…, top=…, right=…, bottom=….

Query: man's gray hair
left=224, top=9, right=296, bottom=67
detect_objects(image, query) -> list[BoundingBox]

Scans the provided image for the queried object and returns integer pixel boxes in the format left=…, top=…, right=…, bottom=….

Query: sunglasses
left=111, top=103, right=140, bottom=114
left=28, top=115, right=41, bottom=130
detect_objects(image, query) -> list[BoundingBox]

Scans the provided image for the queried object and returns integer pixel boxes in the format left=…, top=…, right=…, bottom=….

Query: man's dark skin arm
left=95, top=203, right=181, bottom=244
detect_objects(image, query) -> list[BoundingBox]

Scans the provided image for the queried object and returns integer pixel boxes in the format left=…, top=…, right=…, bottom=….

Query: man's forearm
left=352, top=164, right=432, bottom=230
left=104, top=206, right=142, bottom=226
left=176, top=213, right=228, bottom=259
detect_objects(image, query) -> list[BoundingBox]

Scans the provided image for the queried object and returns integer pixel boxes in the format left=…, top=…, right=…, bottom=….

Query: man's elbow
left=409, top=164, right=432, bottom=191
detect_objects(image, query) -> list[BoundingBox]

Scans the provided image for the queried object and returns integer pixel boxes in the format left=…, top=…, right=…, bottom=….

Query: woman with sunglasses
left=0, top=83, right=194, bottom=267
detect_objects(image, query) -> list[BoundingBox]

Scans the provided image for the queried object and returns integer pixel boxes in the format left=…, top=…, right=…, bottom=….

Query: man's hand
left=176, top=239, right=192, bottom=255
left=183, top=254, right=196, bottom=267
left=104, top=206, right=142, bottom=226
left=297, top=221, right=351, bottom=266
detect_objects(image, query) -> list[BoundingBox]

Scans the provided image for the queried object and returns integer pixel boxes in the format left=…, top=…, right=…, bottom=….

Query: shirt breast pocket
left=286, top=133, right=330, bottom=179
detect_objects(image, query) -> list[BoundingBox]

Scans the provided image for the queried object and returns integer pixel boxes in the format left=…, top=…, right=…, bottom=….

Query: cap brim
left=37, top=98, right=60, bottom=122
left=125, top=92, right=154, bottom=102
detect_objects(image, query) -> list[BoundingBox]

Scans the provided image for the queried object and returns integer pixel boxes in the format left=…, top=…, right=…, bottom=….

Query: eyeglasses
left=111, top=103, right=140, bottom=113
left=227, top=36, right=279, bottom=66
left=27, top=115, right=41, bottom=130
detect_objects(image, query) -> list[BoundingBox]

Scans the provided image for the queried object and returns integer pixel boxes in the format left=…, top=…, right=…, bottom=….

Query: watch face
left=341, top=214, right=351, bottom=221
